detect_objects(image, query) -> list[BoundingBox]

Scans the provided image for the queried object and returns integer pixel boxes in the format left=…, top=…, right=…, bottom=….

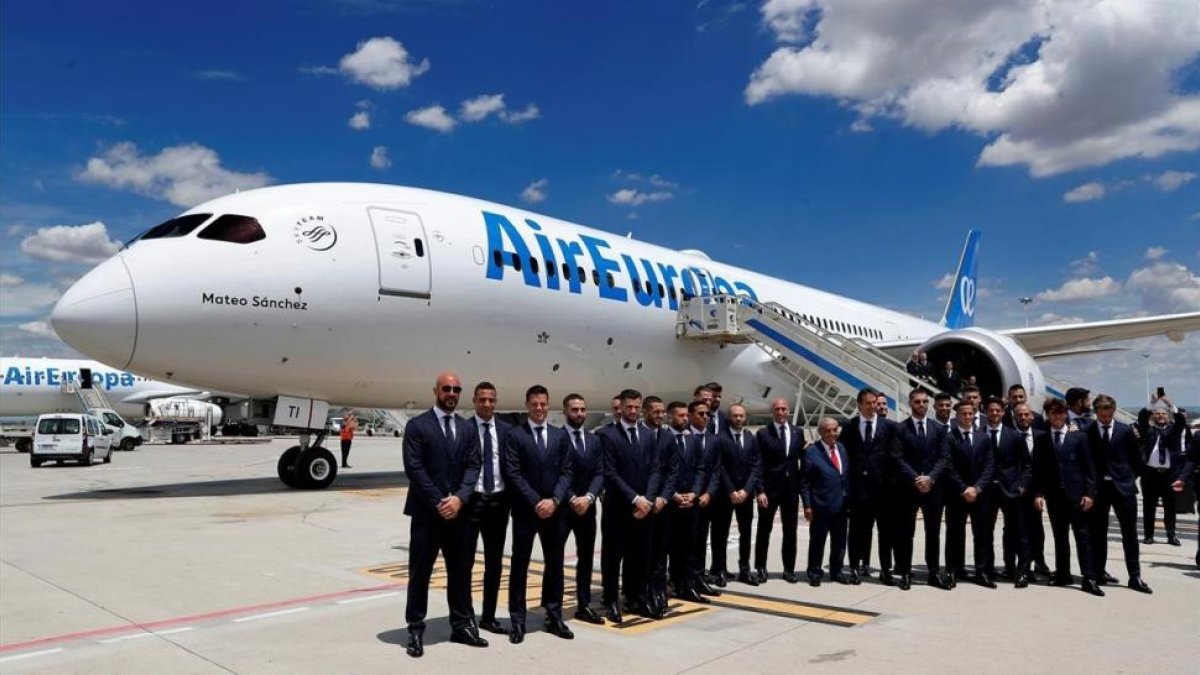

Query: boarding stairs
left=61, top=379, right=114, bottom=412
left=676, top=294, right=950, bottom=430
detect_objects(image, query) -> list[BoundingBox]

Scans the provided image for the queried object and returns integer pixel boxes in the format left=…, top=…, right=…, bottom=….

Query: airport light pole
left=1019, top=297, right=1033, bottom=327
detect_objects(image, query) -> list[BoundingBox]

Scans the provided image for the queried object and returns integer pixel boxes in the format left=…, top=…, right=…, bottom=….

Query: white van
left=31, top=413, right=114, bottom=467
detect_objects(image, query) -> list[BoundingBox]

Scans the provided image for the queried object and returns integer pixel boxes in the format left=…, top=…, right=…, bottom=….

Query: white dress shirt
left=473, top=415, right=504, bottom=493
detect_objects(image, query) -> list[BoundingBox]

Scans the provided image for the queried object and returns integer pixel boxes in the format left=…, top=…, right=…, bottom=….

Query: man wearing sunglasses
left=403, top=373, right=485, bottom=658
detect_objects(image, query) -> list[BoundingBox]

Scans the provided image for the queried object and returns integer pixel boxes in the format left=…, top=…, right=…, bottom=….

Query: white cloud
left=607, top=188, right=674, bottom=206
left=1063, top=182, right=1106, bottom=203
left=299, top=65, right=339, bottom=76
left=197, top=70, right=244, bottom=81
left=20, top=222, right=122, bottom=264
left=1152, top=170, right=1197, bottom=192
left=747, top=0, right=1200, bottom=177
left=499, top=103, right=540, bottom=124
left=1035, top=276, right=1121, bottom=303
left=933, top=272, right=955, bottom=290
left=460, top=94, right=506, bottom=122
left=349, top=111, right=371, bottom=130
left=369, top=146, right=391, bottom=170
left=1126, top=261, right=1200, bottom=313
left=0, top=282, right=60, bottom=316
left=1145, top=246, right=1168, bottom=261
left=19, top=321, right=57, bottom=339
left=76, top=142, right=271, bottom=207
left=0, top=273, right=23, bottom=287
left=1069, top=251, right=1100, bottom=276
left=405, top=105, right=457, bottom=133
left=339, top=37, right=429, bottom=90
left=1036, top=312, right=1085, bottom=325
left=520, top=178, right=548, bottom=204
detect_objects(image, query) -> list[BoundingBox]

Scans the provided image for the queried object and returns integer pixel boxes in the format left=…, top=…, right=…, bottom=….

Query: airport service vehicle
left=49, top=183, right=1200, bottom=489
left=30, top=413, right=114, bottom=467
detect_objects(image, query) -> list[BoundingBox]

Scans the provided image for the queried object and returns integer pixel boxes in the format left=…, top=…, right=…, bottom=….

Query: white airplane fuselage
left=51, top=183, right=944, bottom=413
left=0, top=357, right=206, bottom=421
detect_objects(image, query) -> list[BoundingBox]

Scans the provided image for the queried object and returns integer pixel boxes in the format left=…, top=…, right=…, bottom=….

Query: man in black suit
left=1032, top=397, right=1103, bottom=595
left=467, top=382, right=513, bottom=636
left=944, top=400, right=995, bottom=587
left=1011, top=403, right=1052, bottom=578
left=980, top=397, right=1033, bottom=587
left=1066, top=387, right=1093, bottom=429
left=703, top=381, right=732, bottom=439
left=936, top=360, right=961, bottom=395
left=894, top=388, right=951, bottom=590
left=669, top=400, right=717, bottom=602
left=717, top=403, right=761, bottom=586
left=641, top=396, right=675, bottom=615
left=1086, top=394, right=1151, bottom=593
left=1136, top=398, right=1187, bottom=545
left=801, top=417, right=852, bottom=586
left=402, top=372, right=486, bottom=657
left=932, top=392, right=955, bottom=435
left=562, top=393, right=605, bottom=625
left=754, top=398, right=802, bottom=583
left=504, top=385, right=576, bottom=643
left=840, top=388, right=903, bottom=584
left=1003, top=384, right=1046, bottom=431
left=598, top=389, right=660, bottom=621
left=688, top=402, right=724, bottom=596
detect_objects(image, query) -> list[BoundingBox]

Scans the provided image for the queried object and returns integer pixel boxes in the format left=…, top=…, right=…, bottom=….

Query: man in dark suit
left=754, top=397, right=802, bottom=583
left=702, top=382, right=732, bottom=439
left=1136, top=398, right=1187, bottom=545
left=598, top=388, right=660, bottom=621
left=944, top=400, right=995, bottom=587
left=688, top=402, right=724, bottom=596
left=562, top=393, right=605, bottom=625
left=1032, top=397, right=1103, bottom=595
left=715, top=403, right=761, bottom=586
left=1086, top=394, right=1151, bottom=593
left=894, top=388, right=951, bottom=589
left=936, top=360, right=961, bottom=395
left=641, top=396, right=675, bottom=616
left=669, top=400, right=717, bottom=602
left=933, top=392, right=955, bottom=435
left=467, top=382, right=513, bottom=635
left=840, top=388, right=904, bottom=584
left=980, top=397, right=1033, bottom=587
left=1066, top=387, right=1093, bottom=430
left=1178, top=431, right=1200, bottom=568
left=1003, top=384, right=1046, bottom=431
left=1011, top=403, right=1053, bottom=578
left=504, top=385, right=576, bottom=643
left=402, top=372, right=486, bottom=658
left=801, top=417, right=852, bottom=586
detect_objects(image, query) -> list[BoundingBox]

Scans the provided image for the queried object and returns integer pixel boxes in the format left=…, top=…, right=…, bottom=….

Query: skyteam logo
left=293, top=216, right=337, bottom=251
left=959, top=276, right=976, bottom=317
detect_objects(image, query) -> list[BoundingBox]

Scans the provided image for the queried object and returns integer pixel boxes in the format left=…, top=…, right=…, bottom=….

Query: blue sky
left=2, top=0, right=1198, bottom=405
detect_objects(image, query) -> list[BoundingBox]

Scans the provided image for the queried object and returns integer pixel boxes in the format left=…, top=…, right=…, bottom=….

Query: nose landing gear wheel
left=296, top=447, right=337, bottom=490
left=277, top=446, right=302, bottom=488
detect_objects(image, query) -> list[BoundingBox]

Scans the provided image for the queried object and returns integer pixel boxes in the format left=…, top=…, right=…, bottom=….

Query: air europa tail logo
left=481, top=211, right=758, bottom=312
left=293, top=215, right=337, bottom=251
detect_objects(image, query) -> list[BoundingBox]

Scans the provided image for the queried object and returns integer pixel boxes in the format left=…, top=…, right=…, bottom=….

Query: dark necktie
left=535, top=425, right=546, bottom=454
left=676, top=434, right=687, bottom=462
left=990, top=428, right=999, bottom=451
left=627, top=426, right=638, bottom=445
left=442, top=414, right=454, bottom=440
left=1155, top=429, right=1167, bottom=464
left=864, top=420, right=873, bottom=447
left=1102, top=425, right=1110, bottom=444
left=964, top=430, right=972, bottom=447
left=1023, top=431, right=1031, bottom=452
left=482, top=422, right=495, bottom=493
left=574, top=429, right=584, bottom=454
left=737, top=431, right=744, bottom=450
left=1054, top=431, right=1062, bottom=449
left=917, top=419, right=926, bottom=441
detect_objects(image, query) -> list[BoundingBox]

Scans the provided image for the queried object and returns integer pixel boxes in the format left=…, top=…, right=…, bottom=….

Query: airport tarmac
left=1, top=437, right=1196, bottom=674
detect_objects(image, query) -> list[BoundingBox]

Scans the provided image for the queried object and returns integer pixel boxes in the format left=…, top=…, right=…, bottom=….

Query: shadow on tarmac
left=43, top=471, right=409, bottom=500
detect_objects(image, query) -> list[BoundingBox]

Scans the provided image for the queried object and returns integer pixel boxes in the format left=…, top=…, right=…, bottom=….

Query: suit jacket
left=1085, top=420, right=1142, bottom=496
left=671, top=431, right=718, bottom=497
left=1032, top=428, right=1095, bottom=503
left=755, top=422, right=801, bottom=497
left=402, top=409, right=482, bottom=518
left=564, top=425, right=604, bottom=498
left=647, top=426, right=680, bottom=500
left=945, top=427, right=994, bottom=496
left=1136, top=409, right=1187, bottom=477
left=473, top=416, right=511, bottom=491
left=721, top=427, right=762, bottom=494
left=706, top=409, right=733, bottom=440
left=936, top=370, right=961, bottom=393
left=597, top=423, right=659, bottom=506
left=504, top=421, right=573, bottom=515
left=800, top=441, right=850, bottom=515
left=895, top=417, right=950, bottom=489
left=983, top=425, right=1033, bottom=498
left=1002, top=409, right=1047, bottom=431
left=839, top=415, right=902, bottom=501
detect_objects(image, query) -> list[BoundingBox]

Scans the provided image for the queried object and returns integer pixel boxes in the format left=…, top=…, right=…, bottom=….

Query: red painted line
left=0, top=582, right=406, bottom=654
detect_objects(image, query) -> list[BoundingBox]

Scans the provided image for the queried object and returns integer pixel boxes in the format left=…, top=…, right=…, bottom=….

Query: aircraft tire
left=277, top=446, right=302, bottom=488
left=296, top=446, right=337, bottom=490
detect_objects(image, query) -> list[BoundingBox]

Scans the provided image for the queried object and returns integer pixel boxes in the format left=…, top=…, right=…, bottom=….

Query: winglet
left=940, top=230, right=981, bottom=330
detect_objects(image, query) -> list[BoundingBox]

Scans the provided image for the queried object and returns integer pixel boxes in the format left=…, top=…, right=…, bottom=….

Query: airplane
left=47, top=183, right=1200, bottom=489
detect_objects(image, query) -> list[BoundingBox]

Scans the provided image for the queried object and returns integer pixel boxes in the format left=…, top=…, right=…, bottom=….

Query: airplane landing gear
left=277, top=429, right=337, bottom=489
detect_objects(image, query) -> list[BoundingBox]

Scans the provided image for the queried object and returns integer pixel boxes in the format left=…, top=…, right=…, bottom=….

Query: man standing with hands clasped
left=801, top=418, right=852, bottom=586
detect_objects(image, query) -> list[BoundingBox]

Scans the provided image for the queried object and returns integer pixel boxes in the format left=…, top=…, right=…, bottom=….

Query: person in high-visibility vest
left=340, top=412, right=358, bottom=469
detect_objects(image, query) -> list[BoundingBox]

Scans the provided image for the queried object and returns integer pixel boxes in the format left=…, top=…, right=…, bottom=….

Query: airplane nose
left=51, top=255, right=137, bottom=369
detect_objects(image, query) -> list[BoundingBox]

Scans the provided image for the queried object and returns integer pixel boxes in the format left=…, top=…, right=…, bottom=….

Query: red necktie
left=829, top=445, right=841, bottom=472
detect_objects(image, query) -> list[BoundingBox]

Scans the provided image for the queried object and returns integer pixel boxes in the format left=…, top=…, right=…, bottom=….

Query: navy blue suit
left=564, top=425, right=603, bottom=608
left=894, top=417, right=950, bottom=576
left=713, top=428, right=761, bottom=575
left=1137, top=409, right=1188, bottom=541
left=1033, top=427, right=1097, bottom=580
left=692, top=430, right=726, bottom=580
left=468, top=417, right=512, bottom=624
left=672, top=430, right=719, bottom=591
left=402, top=409, right=482, bottom=632
left=645, top=425, right=679, bottom=602
left=1085, top=420, right=1143, bottom=579
left=979, top=425, right=1033, bottom=575
left=800, top=441, right=850, bottom=579
left=755, top=423, right=802, bottom=574
left=504, top=421, right=574, bottom=626
left=944, top=426, right=994, bottom=577
left=840, top=415, right=903, bottom=573
left=598, top=423, right=659, bottom=608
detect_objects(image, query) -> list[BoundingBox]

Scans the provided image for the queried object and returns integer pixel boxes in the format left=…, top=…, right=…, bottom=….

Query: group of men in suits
left=401, top=372, right=1191, bottom=658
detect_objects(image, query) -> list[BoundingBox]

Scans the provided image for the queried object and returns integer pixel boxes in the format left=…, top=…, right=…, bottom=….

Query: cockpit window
left=198, top=214, right=266, bottom=244
left=132, top=214, right=212, bottom=243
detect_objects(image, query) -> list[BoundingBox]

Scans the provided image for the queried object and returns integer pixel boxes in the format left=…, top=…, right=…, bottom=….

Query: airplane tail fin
left=939, top=230, right=980, bottom=330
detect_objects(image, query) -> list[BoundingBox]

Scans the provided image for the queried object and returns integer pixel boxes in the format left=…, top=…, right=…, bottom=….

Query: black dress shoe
left=479, top=617, right=508, bottom=635
left=1014, top=574, right=1029, bottom=589
left=849, top=569, right=862, bottom=585
left=696, top=580, right=722, bottom=596
left=1033, top=562, right=1052, bottom=577
left=974, top=574, right=997, bottom=589
left=509, top=624, right=525, bottom=644
left=834, top=572, right=853, bottom=585
left=1081, top=578, right=1105, bottom=596
left=406, top=630, right=424, bottom=658
left=879, top=571, right=896, bottom=586
left=546, top=619, right=575, bottom=640
left=782, top=571, right=800, bottom=584
left=605, top=602, right=623, bottom=624
left=1142, top=536, right=1154, bottom=545
left=450, top=628, right=489, bottom=648
left=808, top=576, right=821, bottom=587
left=1127, top=577, right=1153, bottom=594
left=642, top=603, right=666, bottom=620
left=737, top=571, right=760, bottom=586
left=897, top=574, right=911, bottom=590
left=928, top=572, right=950, bottom=590
left=999, top=567, right=1015, bottom=581
left=754, top=568, right=769, bottom=583
left=574, top=607, right=605, bottom=625
left=856, top=565, right=873, bottom=578
left=1051, top=573, right=1075, bottom=587
left=676, top=590, right=710, bottom=603
left=1167, top=534, right=1182, bottom=546
left=1101, top=572, right=1119, bottom=585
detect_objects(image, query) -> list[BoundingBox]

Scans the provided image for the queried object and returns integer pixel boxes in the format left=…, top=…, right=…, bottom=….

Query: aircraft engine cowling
left=918, top=328, right=1046, bottom=403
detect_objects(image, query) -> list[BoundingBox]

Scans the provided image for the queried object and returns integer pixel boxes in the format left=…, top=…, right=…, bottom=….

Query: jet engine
left=918, top=328, right=1045, bottom=402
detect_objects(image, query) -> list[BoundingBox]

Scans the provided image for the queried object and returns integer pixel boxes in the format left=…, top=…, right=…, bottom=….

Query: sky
left=1, top=0, right=1198, bottom=406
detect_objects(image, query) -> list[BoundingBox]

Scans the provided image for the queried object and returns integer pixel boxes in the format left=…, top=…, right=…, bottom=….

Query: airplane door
left=367, top=207, right=431, bottom=299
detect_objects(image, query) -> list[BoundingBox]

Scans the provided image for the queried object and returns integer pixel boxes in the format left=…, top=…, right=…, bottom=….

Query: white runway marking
left=337, top=591, right=400, bottom=605
left=0, top=648, right=65, bottom=663
left=232, top=607, right=310, bottom=623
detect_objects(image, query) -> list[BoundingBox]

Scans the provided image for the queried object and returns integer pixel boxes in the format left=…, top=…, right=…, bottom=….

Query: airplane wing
left=1000, top=311, right=1200, bottom=356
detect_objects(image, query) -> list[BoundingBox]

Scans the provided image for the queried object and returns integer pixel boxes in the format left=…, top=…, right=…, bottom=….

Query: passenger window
left=132, top=213, right=212, bottom=243
left=530, top=256, right=540, bottom=275
left=658, top=283, right=665, bottom=297
left=668, top=287, right=677, bottom=301
left=592, top=270, right=600, bottom=286
left=198, top=214, right=266, bottom=244
left=562, top=263, right=570, bottom=279
left=606, top=272, right=615, bottom=288
left=546, top=261, right=556, bottom=278
left=414, top=239, right=425, bottom=257
left=512, top=255, right=523, bottom=272
left=577, top=267, right=585, bottom=282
